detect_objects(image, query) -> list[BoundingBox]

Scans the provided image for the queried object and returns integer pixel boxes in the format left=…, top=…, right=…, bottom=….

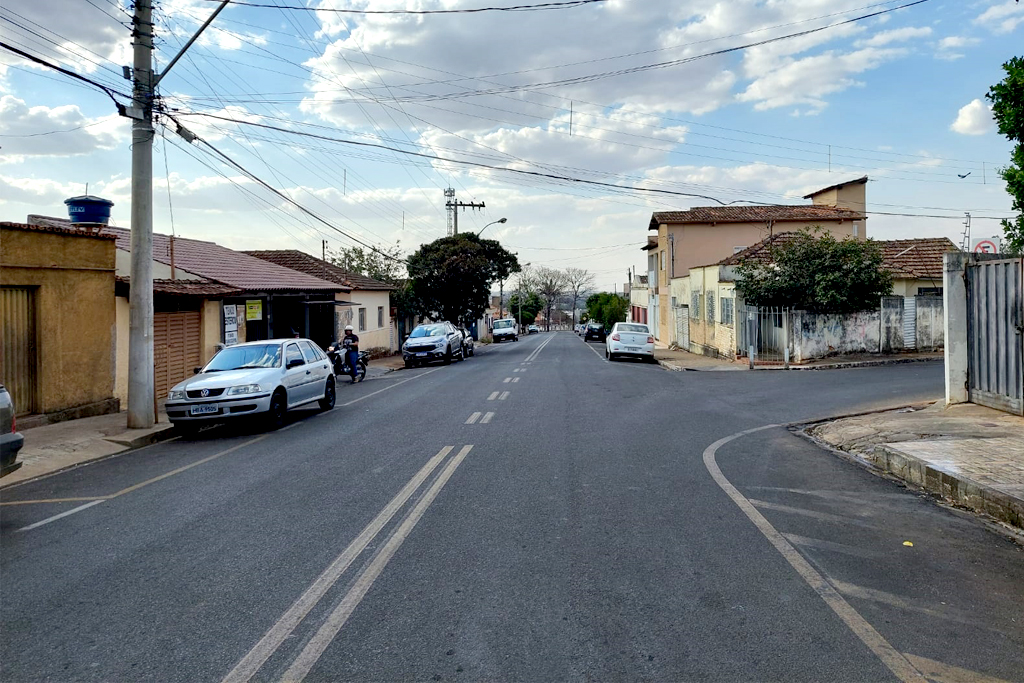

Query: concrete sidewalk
left=809, top=402, right=1024, bottom=530
left=655, top=348, right=746, bottom=371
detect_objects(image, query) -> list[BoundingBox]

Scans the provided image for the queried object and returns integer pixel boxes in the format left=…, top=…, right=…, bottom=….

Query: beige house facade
left=647, top=176, right=869, bottom=344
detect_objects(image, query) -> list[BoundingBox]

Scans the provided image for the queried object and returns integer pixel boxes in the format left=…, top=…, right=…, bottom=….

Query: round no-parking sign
left=972, top=238, right=999, bottom=254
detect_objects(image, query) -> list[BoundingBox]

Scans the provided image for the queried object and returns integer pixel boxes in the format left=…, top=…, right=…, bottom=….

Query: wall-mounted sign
left=223, top=304, right=237, bottom=332
left=246, top=300, right=263, bottom=321
left=224, top=330, right=238, bottom=346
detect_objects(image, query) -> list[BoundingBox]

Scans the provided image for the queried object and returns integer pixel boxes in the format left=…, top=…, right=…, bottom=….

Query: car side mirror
left=287, top=358, right=305, bottom=369
left=193, top=367, right=202, bottom=375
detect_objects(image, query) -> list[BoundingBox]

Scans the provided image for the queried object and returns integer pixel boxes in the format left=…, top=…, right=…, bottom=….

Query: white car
left=165, top=338, right=335, bottom=433
left=605, top=322, right=656, bottom=362
left=492, top=318, right=518, bottom=342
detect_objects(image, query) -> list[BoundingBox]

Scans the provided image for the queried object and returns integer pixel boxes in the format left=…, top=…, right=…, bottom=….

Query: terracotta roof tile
left=116, top=275, right=243, bottom=297
left=245, top=250, right=394, bottom=291
left=100, top=226, right=343, bottom=292
left=649, top=204, right=865, bottom=230
left=3, top=220, right=117, bottom=240
left=712, top=233, right=959, bottom=280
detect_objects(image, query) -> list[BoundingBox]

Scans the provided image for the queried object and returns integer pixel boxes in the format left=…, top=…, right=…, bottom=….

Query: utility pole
left=127, top=0, right=155, bottom=429
left=125, top=0, right=229, bottom=429
left=444, top=187, right=485, bottom=236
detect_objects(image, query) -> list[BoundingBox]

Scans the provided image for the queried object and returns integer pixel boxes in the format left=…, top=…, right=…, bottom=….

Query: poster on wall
left=223, top=304, right=237, bottom=332
left=246, top=300, right=263, bottom=321
left=224, top=330, right=238, bottom=346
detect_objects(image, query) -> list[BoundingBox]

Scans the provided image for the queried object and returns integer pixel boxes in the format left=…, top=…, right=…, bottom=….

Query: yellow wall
left=1, top=226, right=116, bottom=414
left=114, top=295, right=130, bottom=404
left=201, top=300, right=221, bottom=364
left=337, top=289, right=393, bottom=352
left=685, top=265, right=738, bottom=357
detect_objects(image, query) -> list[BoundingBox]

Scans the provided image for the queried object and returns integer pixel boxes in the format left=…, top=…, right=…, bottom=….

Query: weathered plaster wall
left=791, top=310, right=881, bottom=363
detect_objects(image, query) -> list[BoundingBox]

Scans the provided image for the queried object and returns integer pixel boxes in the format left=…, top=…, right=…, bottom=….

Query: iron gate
left=966, top=258, right=1023, bottom=414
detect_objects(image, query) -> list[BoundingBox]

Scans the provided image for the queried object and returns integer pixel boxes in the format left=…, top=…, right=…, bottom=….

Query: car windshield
left=204, top=344, right=282, bottom=371
left=618, top=324, right=649, bottom=333
left=410, top=325, right=445, bottom=338
left=494, top=320, right=514, bottom=329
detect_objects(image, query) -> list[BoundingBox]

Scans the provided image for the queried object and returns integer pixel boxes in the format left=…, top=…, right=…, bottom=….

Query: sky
left=1, top=0, right=1023, bottom=292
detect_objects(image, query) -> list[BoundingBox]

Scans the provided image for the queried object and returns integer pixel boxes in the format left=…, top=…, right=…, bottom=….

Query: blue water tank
left=64, top=195, right=114, bottom=225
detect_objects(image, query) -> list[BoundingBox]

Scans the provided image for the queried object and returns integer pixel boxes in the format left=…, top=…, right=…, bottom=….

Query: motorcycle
left=326, top=342, right=368, bottom=382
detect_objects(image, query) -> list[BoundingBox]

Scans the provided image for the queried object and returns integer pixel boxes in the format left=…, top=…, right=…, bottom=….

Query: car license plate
left=625, top=346, right=641, bottom=352
left=190, top=404, right=219, bottom=416
left=416, top=352, right=428, bottom=357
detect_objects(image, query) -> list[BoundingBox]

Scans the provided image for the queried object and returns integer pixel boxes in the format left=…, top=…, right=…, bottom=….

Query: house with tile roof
left=245, top=250, right=397, bottom=354
left=645, top=176, right=869, bottom=345
left=682, top=231, right=957, bottom=360
left=27, top=214, right=347, bottom=404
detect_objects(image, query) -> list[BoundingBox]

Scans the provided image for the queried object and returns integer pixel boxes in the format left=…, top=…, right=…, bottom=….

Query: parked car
left=606, top=322, right=656, bottom=362
left=584, top=322, right=606, bottom=342
left=527, top=324, right=540, bottom=334
left=165, top=339, right=335, bottom=433
left=460, top=328, right=475, bottom=357
left=403, top=322, right=465, bottom=367
left=492, top=318, right=518, bottom=342
left=0, top=384, right=24, bottom=477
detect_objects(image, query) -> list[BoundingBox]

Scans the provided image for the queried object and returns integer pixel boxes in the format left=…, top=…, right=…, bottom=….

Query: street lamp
left=478, top=217, right=507, bottom=235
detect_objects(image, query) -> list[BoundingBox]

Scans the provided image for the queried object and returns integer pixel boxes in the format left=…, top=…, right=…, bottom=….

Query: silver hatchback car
left=165, top=338, right=335, bottom=433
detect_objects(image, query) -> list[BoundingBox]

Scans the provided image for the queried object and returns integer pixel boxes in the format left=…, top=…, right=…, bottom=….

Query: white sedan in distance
left=165, top=338, right=335, bottom=434
left=605, top=322, right=656, bottom=362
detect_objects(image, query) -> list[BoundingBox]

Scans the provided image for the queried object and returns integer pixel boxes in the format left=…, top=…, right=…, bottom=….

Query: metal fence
left=966, top=258, right=1023, bottom=414
left=736, top=305, right=792, bottom=365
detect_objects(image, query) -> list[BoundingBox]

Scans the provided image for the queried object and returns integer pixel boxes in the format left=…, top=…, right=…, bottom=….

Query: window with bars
left=377, top=306, right=384, bottom=328
left=720, top=297, right=734, bottom=326
left=358, top=308, right=366, bottom=331
left=706, top=292, right=716, bottom=323
left=691, top=291, right=699, bottom=317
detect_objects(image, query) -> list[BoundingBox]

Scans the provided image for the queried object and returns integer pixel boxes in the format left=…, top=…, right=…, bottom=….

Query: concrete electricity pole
left=127, top=0, right=155, bottom=428
left=126, top=0, right=229, bottom=428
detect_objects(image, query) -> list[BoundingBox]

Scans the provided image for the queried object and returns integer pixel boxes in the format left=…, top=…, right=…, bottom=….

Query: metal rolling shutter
left=154, top=311, right=201, bottom=399
left=0, top=287, right=37, bottom=415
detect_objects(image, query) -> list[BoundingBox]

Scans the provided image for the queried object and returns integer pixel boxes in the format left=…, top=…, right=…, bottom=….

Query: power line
left=0, top=41, right=131, bottom=107
left=198, top=0, right=606, bottom=13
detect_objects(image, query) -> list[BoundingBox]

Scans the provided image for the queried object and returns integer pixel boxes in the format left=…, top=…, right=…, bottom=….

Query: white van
left=492, top=318, right=518, bottom=342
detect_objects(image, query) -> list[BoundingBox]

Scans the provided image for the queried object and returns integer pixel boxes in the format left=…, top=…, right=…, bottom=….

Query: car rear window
left=619, top=324, right=649, bottom=333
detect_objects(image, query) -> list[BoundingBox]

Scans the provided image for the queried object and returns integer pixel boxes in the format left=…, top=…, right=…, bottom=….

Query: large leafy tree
left=407, top=234, right=519, bottom=327
left=734, top=230, right=892, bottom=313
left=986, top=56, right=1024, bottom=253
left=585, top=292, right=629, bottom=331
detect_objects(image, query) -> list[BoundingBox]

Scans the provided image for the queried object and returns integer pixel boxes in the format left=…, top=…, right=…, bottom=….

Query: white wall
left=337, top=289, right=393, bottom=352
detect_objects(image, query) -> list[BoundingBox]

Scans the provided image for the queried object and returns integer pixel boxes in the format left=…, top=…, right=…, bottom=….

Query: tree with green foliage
left=507, top=291, right=544, bottom=326
left=734, top=229, right=892, bottom=313
left=407, top=234, right=520, bottom=327
left=986, top=56, right=1024, bottom=253
left=328, top=242, right=406, bottom=285
left=585, top=292, right=629, bottom=331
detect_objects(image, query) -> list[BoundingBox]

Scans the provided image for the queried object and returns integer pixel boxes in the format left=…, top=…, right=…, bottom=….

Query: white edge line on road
left=465, top=412, right=481, bottom=424
left=16, top=499, right=106, bottom=532
left=222, top=445, right=456, bottom=683
left=281, top=445, right=474, bottom=683
left=480, top=412, right=494, bottom=424
left=340, top=368, right=441, bottom=408
left=703, top=426, right=927, bottom=683
left=582, top=339, right=607, bottom=362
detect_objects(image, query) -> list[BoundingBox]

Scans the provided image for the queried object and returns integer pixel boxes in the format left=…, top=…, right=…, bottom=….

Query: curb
left=105, top=424, right=178, bottom=449
left=756, top=356, right=944, bottom=371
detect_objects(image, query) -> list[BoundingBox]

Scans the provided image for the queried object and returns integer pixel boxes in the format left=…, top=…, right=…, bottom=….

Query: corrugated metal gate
left=0, top=287, right=37, bottom=415
left=966, top=258, right=1023, bottom=414
left=903, top=296, right=917, bottom=349
left=154, top=311, right=202, bottom=400
left=674, top=305, right=689, bottom=349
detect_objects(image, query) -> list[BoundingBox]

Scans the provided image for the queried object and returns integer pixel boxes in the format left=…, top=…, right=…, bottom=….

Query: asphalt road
left=1, top=332, right=1021, bottom=683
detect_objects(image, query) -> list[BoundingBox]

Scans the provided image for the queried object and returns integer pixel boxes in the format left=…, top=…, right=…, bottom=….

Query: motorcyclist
left=340, top=324, right=361, bottom=383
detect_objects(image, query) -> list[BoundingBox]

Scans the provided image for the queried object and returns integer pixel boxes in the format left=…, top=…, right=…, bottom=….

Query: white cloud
left=737, top=47, right=906, bottom=112
left=974, top=1, right=1024, bottom=34
left=934, top=35, right=981, bottom=61
left=950, top=98, right=994, bottom=136
left=855, top=26, right=932, bottom=47
left=0, top=96, right=126, bottom=157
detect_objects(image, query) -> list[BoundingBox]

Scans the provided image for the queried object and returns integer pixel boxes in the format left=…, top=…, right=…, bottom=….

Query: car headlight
left=168, top=390, right=184, bottom=400
left=434, top=340, right=447, bottom=348
left=227, top=384, right=263, bottom=395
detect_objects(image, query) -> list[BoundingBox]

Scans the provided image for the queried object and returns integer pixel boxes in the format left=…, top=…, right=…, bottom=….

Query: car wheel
left=319, top=377, right=336, bottom=411
left=404, top=359, right=412, bottom=369
left=268, top=388, right=287, bottom=430
left=443, top=346, right=452, bottom=365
